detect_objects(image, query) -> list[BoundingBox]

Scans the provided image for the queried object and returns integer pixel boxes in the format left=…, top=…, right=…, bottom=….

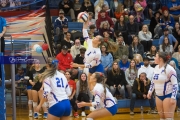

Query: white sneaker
left=70, top=111, right=72, bottom=116
left=29, top=111, right=32, bottom=117
left=81, top=111, right=86, bottom=117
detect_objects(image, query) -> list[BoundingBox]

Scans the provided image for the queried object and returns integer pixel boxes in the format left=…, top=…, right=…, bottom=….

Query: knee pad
left=28, top=100, right=33, bottom=105
left=42, top=102, right=48, bottom=108
left=33, top=102, right=37, bottom=107
left=165, top=118, right=173, bottom=120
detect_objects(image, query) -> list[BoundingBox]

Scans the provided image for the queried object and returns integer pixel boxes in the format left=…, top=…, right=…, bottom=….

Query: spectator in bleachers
left=114, top=15, right=128, bottom=44
left=114, top=3, right=125, bottom=20
left=172, top=45, right=180, bottom=68
left=135, top=0, right=147, bottom=10
left=76, top=73, right=93, bottom=117
left=88, top=25, right=97, bottom=37
left=129, top=36, right=144, bottom=59
left=138, top=57, right=154, bottom=80
left=73, top=0, right=82, bottom=19
left=54, top=9, right=68, bottom=35
left=96, top=10, right=114, bottom=31
left=106, top=61, right=126, bottom=99
left=98, top=4, right=111, bottom=19
left=129, top=72, right=156, bottom=115
left=61, top=31, right=74, bottom=50
left=123, top=0, right=134, bottom=11
left=159, top=28, right=178, bottom=50
left=74, top=47, right=86, bottom=64
left=58, top=0, right=76, bottom=21
left=70, top=39, right=84, bottom=59
left=56, top=45, right=73, bottom=72
left=168, top=0, right=180, bottom=21
left=81, top=0, right=94, bottom=15
left=119, top=55, right=130, bottom=72
left=159, top=36, right=174, bottom=53
left=138, top=24, right=152, bottom=53
left=103, top=31, right=114, bottom=43
left=100, top=44, right=113, bottom=75
left=146, top=45, right=157, bottom=67
left=167, top=52, right=179, bottom=69
left=109, top=0, right=122, bottom=18
left=173, top=22, right=180, bottom=51
left=99, top=21, right=113, bottom=37
left=149, top=11, right=161, bottom=38
left=147, top=0, right=162, bottom=19
left=134, top=54, right=144, bottom=69
left=15, top=67, right=25, bottom=84
left=114, top=36, right=129, bottom=61
left=88, top=12, right=96, bottom=28
left=94, top=0, right=109, bottom=8
left=125, top=59, right=138, bottom=98
left=127, top=15, right=139, bottom=46
left=94, top=0, right=104, bottom=20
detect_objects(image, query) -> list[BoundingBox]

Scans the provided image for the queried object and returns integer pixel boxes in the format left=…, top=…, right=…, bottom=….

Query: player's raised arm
left=82, top=13, right=90, bottom=41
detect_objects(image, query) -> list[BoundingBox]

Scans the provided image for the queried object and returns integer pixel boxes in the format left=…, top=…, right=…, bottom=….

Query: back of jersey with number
left=43, top=71, right=71, bottom=107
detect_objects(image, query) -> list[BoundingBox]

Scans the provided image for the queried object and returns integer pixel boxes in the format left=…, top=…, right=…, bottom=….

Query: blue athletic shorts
left=89, top=63, right=104, bottom=74
left=156, top=93, right=177, bottom=101
left=26, top=85, right=32, bottom=90
left=48, top=99, right=71, bottom=117
left=106, top=104, right=117, bottom=115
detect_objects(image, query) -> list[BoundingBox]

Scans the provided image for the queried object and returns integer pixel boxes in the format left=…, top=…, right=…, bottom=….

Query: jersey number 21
left=56, top=77, right=64, bottom=87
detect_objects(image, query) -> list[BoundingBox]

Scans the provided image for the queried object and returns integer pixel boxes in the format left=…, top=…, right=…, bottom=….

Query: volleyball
left=77, top=12, right=89, bottom=23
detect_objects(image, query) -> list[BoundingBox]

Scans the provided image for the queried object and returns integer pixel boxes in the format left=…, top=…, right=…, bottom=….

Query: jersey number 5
left=56, top=77, right=64, bottom=87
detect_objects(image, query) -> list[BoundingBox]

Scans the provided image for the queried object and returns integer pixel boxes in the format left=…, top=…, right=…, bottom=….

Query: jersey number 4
left=56, top=77, right=64, bottom=87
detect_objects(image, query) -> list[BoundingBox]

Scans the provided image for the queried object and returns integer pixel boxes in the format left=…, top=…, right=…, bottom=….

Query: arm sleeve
left=83, top=29, right=92, bottom=44
left=84, top=53, right=101, bottom=68
left=125, top=69, right=132, bottom=86
left=159, top=45, right=163, bottom=52
left=107, top=53, right=113, bottom=68
left=170, top=45, right=174, bottom=53
left=2, top=17, right=7, bottom=27
left=148, top=79, right=155, bottom=94
left=43, top=78, right=51, bottom=98
left=64, top=77, right=71, bottom=96
left=138, top=31, right=145, bottom=41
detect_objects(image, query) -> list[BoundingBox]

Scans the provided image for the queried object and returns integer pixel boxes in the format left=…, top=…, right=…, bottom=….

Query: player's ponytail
left=41, top=57, right=58, bottom=81
left=103, top=41, right=118, bottom=53
left=94, top=72, right=107, bottom=96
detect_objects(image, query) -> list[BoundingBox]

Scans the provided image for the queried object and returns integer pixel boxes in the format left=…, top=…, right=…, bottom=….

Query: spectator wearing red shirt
left=56, top=45, right=73, bottom=71
left=65, top=71, right=78, bottom=117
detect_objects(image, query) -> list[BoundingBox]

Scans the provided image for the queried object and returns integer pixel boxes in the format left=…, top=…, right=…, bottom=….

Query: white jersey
left=91, top=83, right=116, bottom=109
left=148, top=64, right=178, bottom=99
left=43, top=70, right=71, bottom=107
left=83, top=29, right=101, bottom=68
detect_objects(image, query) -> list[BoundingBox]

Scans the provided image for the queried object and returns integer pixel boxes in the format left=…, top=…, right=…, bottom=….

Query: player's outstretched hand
left=77, top=102, right=86, bottom=108
left=70, top=62, right=79, bottom=68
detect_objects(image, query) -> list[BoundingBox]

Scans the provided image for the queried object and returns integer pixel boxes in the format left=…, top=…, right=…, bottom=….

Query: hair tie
left=52, top=60, right=59, bottom=64
left=99, top=72, right=103, bottom=76
left=166, top=55, right=171, bottom=60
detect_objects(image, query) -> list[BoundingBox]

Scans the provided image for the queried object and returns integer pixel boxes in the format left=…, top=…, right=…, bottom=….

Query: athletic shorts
left=26, top=85, right=32, bottom=90
left=106, top=104, right=117, bottom=116
left=89, top=63, right=104, bottom=74
left=156, top=93, right=177, bottom=101
left=49, top=99, right=71, bottom=117
left=32, top=81, right=42, bottom=91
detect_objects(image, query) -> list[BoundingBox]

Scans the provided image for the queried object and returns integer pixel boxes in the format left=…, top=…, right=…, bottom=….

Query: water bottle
left=140, top=106, right=143, bottom=114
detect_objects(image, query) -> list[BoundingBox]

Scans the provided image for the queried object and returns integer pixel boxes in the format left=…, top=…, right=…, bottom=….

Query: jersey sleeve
left=84, top=53, right=101, bottom=68
left=63, top=76, right=71, bottom=96
left=83, top=29, right=92, bottom=45
left=91, top=94, right=101, bottom=108
left=43, top=78, right=51, bottom=98
left=148, top=79, right=155, bottom=94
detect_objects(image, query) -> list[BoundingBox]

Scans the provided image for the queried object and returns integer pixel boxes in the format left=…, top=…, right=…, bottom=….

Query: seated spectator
left=119, top=55, right=130, bottom=72
left=149, top=11, right=161, bottom=38
left=15, top=67, right=25, bottom=86
left=96, top=10, right=114, bottom=32
left=74, top=47, right=86, bottom=64
left=110, top=0, right=122, bottom=18
left=167, top=52, right=179, bottom=69
left=76, top=73, right=93, bottom=117
left=127, top=15, right=139, bottom=46
left=88, top=25, right=97, bottom=38
left=159, top=28, right=178, bottom=50
left=81, top=0, right=94, bottom=14
left=70, top=39, right=84, bottom=59
left=129, top=72, right=156, bottom=115
left=129, top=36, right=144, bottom=59
left=159, top=36, right=174, bottom=53
left=114, top=3, right=125, bottom=20
left=94, top=0, right=109, bottom=8
left=147, top=0, right=162, bottom=18
left=168, top=0, right=180, bottom=21
left=88, top=12, right=96, bottom=28
left=172, top=45, right=180, bottom=67
left=138, top=24, right=152, bottom=53
left=103, top=31, right=114, bottom=44
left=61, top=32, right=74, bottom=50
left=56, top=45, right=73, bottom=71
left=106, top=61, right=126, bottom=99
left=100, top=44, right=113, bottom=75
left=54, top=9, right=68, bottom=35
left=134, top=54, right=144, bottom=69
left=98, top=4, right=111, bottom=19
left=123, top=0, right=134, bottom=12
left=114, top=36, right=129, bottom=60
left=146, top=45, right=157, bottom=67
left=94, top=0, right=104, bottom=20
left=173, top=22, right=180, bottom=51
left=99, top=21, right=113, bottom=37
left=125, top=59, right=138, bottom=98
left=135, top=0, right=147, bottom=10
left=138, top=57, right=154, bottom=80
left=114, top=15, right=128, bottom=44
left=58, top=0, right=75, bottom=21
left=73, top=0, right=81, bottom=19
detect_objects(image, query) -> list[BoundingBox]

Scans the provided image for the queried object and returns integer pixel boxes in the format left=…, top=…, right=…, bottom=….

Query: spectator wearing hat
left=168, top=0, right=180, bottom=21
left=70, top=39, right=84, bottom=60
left=114, top=36, right=129, bottom=61
left=138, top=57, right=154, bottom=80
left=147, top=0, right=162, bottom=19
left=96, top=10, right=114, bottom=31
left=56, top=45, right=73, bottom=71
left=58, top=0, right=76, bottom=21
left=159, top=28, right=178, bottom=50
left=119, top=55, right=130, bottom=72
left=54, top=9, right=68, bottom=35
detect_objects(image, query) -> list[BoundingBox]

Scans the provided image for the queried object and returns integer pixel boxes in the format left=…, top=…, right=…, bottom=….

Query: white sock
left=165, top=118, right=173, bottom=120
left=86, top=118, right=93, bottom=120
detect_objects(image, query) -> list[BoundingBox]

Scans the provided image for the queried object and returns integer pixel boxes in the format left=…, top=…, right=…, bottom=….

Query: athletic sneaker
left=43, top=113, right=48, bottom=119
left=130, top=111, right=134, bottom=115
left=177, top=108, right=180, bottom=112
left=29, top=111, right=32, bottom=117
left=34, top=113, right=38, bottom=119
left=74, top=112, right=79, bottom=118
left=150, top=110, right=158, bottom=114
left=81, top=111, right=86, bottom=117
